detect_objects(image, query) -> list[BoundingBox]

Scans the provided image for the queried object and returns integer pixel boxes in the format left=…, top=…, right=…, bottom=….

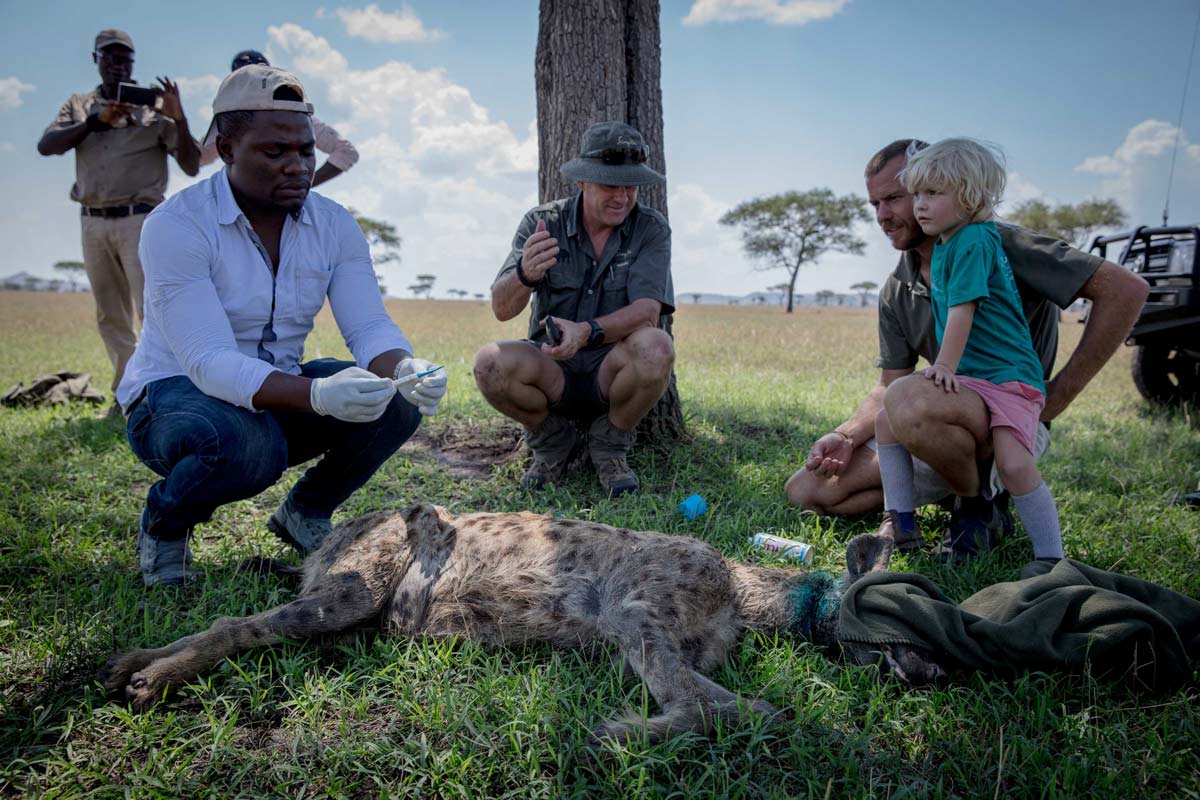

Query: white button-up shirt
left=117, top=168, right=410, bottom=413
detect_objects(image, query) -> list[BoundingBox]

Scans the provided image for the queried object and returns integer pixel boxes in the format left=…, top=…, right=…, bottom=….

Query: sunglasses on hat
left=582, top=145, right=649, bottom=166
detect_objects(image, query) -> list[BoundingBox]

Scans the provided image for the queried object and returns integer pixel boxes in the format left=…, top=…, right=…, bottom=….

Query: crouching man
left=473, top=121, right=675, bottom=497
left=117, top=66, right=447, bottom=586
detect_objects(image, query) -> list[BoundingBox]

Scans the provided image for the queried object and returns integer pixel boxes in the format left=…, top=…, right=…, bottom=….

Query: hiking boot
left=588, top=416, right=639, bottom=497
left=520, top=414, right=577, bottom=489
left=933, top=496, right=999, bottom=563
left=138, top=519, right=193, bottom=587
left=880, top=510, right=921, bottom=552
left=268, top=496, right=332, bottom=556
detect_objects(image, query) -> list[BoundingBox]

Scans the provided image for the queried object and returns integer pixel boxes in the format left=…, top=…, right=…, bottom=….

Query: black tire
left=1131, top=345, right=1200, bottom=405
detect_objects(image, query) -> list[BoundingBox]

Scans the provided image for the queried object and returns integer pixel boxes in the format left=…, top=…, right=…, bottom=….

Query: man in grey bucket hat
left=474, top=121, right=675, bottom=497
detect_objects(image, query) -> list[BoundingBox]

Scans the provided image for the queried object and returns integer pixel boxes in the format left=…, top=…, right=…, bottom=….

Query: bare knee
left=629, top=328, right=675, bottom=381
left=472, top=342, right=506, bottom=397
left=995, top=439, right=1039, bottom=490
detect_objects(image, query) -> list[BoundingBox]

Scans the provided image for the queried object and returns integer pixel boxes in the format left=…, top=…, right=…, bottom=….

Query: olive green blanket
left=839, top=559, right=1200, bottom=690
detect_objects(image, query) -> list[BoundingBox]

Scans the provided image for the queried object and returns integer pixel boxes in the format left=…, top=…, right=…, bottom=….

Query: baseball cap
left=203, top=64, right=314, bottom=145
left=212, top=64, right=313, bottom=116
left=94, top=29, right=134, bottom=52
left=230, top=49, right=270, bottom=72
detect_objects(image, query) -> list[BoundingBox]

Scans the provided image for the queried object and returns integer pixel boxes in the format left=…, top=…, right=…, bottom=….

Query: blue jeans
left=126, top=359, right=421, bottom=540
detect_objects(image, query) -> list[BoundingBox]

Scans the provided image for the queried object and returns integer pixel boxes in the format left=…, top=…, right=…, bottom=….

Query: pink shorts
left=956, top=376, right=1045, bottom=454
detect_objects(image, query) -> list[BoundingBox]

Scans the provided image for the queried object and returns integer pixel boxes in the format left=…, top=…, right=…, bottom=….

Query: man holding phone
left=38, top=29, right=200, bottom=416
left=474, top=121, right=675, bottom=497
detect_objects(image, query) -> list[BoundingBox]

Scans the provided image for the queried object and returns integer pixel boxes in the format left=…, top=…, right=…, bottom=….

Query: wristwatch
left=586, top=319, right=605, bottom=348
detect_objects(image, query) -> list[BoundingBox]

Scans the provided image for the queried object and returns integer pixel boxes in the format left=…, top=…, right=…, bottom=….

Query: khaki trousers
left=81, top=213, right=147, bottom=393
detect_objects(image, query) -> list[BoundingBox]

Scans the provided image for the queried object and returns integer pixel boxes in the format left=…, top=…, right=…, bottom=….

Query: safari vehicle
left=1089, top=225, right=1200, bottom=405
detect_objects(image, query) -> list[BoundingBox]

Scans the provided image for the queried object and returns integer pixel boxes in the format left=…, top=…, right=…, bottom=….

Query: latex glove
left=310, top=366, right=396, bottom=423
left=393, top=357, right=448, bottom=415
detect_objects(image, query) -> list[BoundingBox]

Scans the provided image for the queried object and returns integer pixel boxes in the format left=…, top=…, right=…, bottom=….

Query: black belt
left=81, top=203, right=156, bottom=218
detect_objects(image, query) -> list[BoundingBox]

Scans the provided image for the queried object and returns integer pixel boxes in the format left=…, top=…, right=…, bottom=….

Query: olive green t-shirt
left=876, top=223, right=1103, bottom=380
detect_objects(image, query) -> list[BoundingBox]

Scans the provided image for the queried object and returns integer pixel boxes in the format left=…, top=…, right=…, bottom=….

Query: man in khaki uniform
left=786, top=138, right=1149, bottom=559
left=37, top=29, right=200, bottom=414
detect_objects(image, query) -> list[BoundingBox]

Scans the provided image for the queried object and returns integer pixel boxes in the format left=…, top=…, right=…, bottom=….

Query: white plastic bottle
left=749, top=532, right=814, bottom=564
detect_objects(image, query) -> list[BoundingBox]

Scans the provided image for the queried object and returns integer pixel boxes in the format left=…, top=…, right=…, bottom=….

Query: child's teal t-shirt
left=930, top=221, right=1046, bottom=392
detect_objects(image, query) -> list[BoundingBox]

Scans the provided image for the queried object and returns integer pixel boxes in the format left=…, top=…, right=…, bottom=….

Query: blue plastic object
left=678, top=493, right=708, bottom=520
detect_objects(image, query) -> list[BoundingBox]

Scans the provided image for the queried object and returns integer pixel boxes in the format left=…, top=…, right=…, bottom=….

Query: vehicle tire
left=1131, top=345, right=1200, bottom=405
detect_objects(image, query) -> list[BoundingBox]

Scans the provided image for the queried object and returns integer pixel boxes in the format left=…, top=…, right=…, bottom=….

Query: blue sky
left=2, top=0, right=1198, bottom=297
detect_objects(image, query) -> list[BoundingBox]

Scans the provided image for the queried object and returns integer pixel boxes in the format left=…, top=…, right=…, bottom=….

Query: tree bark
left=536, top=0, right=684, bottom=449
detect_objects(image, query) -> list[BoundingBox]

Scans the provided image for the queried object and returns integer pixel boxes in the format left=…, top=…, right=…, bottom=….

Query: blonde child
left=875, top=138, right=1063, bottom=562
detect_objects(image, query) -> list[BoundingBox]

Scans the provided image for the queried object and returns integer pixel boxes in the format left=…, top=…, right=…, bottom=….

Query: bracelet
left=832, top=430, right=853, bottom=445
left=516, top=261, right=542, bottom=289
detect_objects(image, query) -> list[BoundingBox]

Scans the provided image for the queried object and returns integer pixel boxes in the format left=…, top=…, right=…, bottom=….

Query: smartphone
left=544, top=316, right=561, bottom=346
left=116, top=82, right=158, bottom=107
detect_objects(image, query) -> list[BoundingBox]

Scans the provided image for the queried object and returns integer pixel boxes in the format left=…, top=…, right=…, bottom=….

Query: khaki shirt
left=876, top=222, right=1103, bottom=380
left=495, top=194, right=674, bottom=345
left=45, top=86, right=180, bottom=207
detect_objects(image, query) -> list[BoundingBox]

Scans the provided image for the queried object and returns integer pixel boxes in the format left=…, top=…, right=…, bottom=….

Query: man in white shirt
left=118, top=65, right=446, bottom=587
left=195, top=50, right=359, bottom=187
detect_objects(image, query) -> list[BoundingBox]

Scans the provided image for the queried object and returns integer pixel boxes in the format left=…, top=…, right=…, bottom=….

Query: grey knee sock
left=877, top=442, right=915, bottom=513
left=1012, top=482, right=1063, bottom=559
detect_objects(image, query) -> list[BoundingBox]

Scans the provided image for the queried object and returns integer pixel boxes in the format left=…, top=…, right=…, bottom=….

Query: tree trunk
left=536, top=0, right=684, bottom=450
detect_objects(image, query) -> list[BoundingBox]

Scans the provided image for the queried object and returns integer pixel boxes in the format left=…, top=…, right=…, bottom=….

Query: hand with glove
left=309, top=366, right=397, bottom=423
left=393, top=357, right=448, bottom=415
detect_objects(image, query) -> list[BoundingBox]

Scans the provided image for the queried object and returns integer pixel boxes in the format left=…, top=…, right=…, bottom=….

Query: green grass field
left=1, top=290, right=1198, bottom=799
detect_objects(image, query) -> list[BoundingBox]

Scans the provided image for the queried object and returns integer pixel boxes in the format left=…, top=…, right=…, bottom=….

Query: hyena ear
left=401, top=504, right=451, bottom=538
left=845, top=533, right=894, bottom=580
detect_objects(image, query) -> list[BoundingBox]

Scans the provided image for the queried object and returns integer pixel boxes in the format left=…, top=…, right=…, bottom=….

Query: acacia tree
left=720, top=189, right=869, bottom=313
left=1007, top=198, right=1126, bottom=248
left=53, top=260, right=86, bottom=292
left=352, top=210, right=402, bottom=295
left=850, top=280, right=878, bottom=307
left=816, top=289, right=835, bottom=306
left=767, top=282, right=791, bottom=307
left=536, top=0, right=682, bottom=446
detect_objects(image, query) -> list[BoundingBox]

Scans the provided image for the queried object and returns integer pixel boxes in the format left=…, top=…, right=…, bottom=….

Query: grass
left=1, top=290, right=1198, bottom=799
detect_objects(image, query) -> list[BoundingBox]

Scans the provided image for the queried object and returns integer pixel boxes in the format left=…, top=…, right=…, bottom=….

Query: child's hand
left=923, top=363, right=959, bottom=393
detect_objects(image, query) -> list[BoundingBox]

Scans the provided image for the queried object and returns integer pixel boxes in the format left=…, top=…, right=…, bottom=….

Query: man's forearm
left=173, top=119, right=200, bottom=176
left=38, top=123, right=89, bottom=156
left=311, top=162, right=344, bottom=187
left=490, top=271, right=534, bottom=321
left=252, top=371, right=314, bottom=413
left=837, top=381, right=887, bottom=443
left=1044, top=262, right=1149, bottom=418
left=594, top=299, right=661, bottom=343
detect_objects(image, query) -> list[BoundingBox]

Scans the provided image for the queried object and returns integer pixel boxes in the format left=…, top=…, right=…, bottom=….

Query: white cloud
left=0, top=76, right=34, bottom=111
left=1075, top=119, right=1200, bottom=223
left=1002, top=171, right=1045, bottom=209
left=335, top=4, right=445, bottom=43
left=683, top=0, right=849, bottom=26
left=264, top=23, right=536, bottom=296
left=175, top=74, right=223, bottom=124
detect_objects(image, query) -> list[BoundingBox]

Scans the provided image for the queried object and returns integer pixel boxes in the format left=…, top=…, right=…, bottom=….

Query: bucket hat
left=559, top=121, right=664, bottom=186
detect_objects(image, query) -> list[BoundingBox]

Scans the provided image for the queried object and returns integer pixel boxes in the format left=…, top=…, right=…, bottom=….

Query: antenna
left=1163, top=7, right=1200, bottom=226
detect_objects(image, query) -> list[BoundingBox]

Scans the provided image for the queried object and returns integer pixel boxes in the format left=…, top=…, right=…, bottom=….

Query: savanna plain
left=1, top=291, right=1198, bottom=799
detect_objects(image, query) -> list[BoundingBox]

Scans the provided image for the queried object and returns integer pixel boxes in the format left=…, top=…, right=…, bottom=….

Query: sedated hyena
left=99, top=505, right=939, bottom=745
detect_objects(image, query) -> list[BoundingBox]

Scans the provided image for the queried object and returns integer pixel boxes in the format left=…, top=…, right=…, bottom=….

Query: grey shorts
left=526, top=339, right=616, bottom=422
left=865, top=421, right=1051, bottom=505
